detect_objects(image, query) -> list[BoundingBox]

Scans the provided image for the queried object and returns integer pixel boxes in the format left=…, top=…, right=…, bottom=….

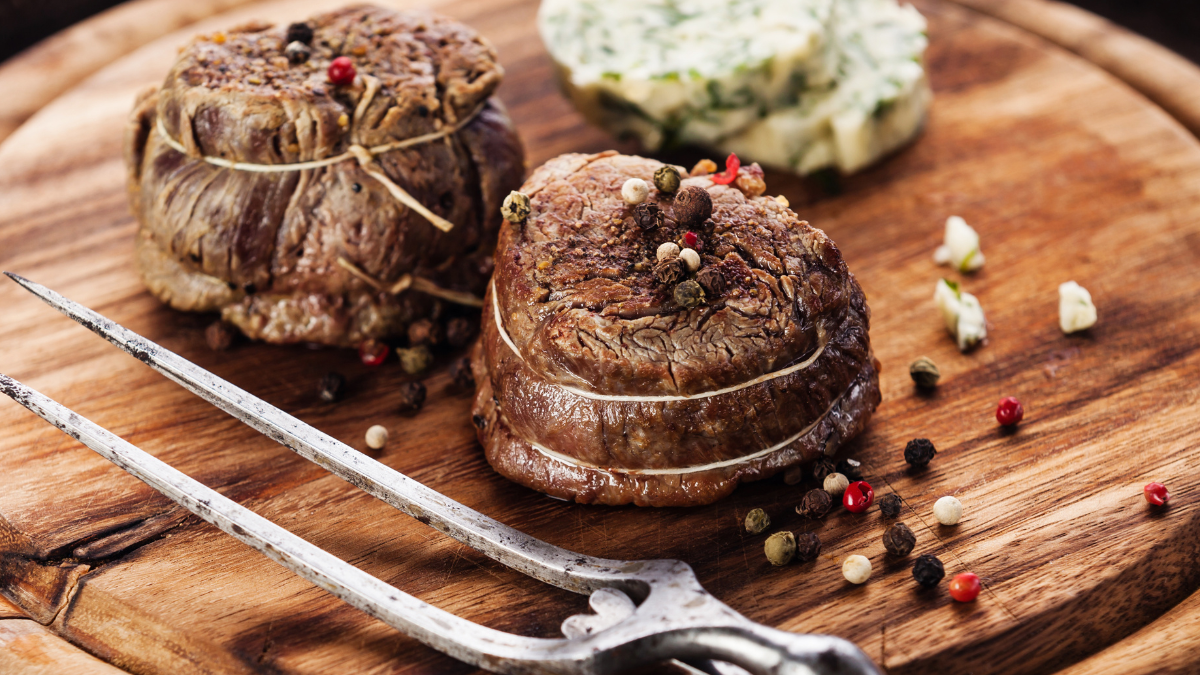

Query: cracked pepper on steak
left=471, top=152, right=881, bottom=507
left=124, top=5, right=524, bottom=345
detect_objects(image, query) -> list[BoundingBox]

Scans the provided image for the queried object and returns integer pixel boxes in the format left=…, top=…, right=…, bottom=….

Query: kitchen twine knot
left=155, top=73, right=487, bottom=306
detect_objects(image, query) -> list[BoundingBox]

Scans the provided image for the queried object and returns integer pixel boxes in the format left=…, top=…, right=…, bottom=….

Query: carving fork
left=0, top=273, right=881, bottom=675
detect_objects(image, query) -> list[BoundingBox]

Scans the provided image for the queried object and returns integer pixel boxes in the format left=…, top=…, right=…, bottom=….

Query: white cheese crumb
left=934, top=216, right=984, bottom=272
left=934, top=279, right=986, bottom=352
left=1058, top=281, right=1097, bottom=333
left=679, top=248, right=701, bottom=271
left=621, top=177, right=649, bottom=205
left=842, top=555, right=872, bottom=584
left=933, top=496, right=963, bottom=525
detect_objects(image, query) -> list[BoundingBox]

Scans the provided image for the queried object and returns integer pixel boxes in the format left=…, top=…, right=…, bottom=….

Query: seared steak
left=471, top=152, right=881, bottom=507
left=125, top=5, right=524, bottom=346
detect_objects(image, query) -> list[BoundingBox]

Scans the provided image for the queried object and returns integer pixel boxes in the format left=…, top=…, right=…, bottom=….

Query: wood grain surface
left=1, top=1, right=1199, bottom=674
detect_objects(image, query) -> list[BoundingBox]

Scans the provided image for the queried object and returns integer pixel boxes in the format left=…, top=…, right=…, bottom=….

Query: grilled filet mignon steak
left=471, top=152, right=881, bottom=507
left=124, top=5, right=524, bottom=346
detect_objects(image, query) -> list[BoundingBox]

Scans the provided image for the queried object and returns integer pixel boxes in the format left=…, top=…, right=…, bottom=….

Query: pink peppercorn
left=843, top=481, right=874, bottom=513
left=949, top=572, right=981, bottom=602
left=328, top=56, right=356, bottom=86
left=358, top=339, right=389, bottom=367
left=996, top=396, right=1024, bottom=426
left=1144, top=482, right=1171, bottom=506
left=684, top=231, right=699, bottom=249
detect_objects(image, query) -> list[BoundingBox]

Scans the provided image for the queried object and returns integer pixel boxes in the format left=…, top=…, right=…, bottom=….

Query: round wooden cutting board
left=1, top=1, right=1198, bottom=674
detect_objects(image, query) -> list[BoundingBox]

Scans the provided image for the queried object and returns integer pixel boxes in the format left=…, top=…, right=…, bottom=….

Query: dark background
left=1, top=0, right=1199, bottom=65
left=4, top=0, right=1200, bottom=65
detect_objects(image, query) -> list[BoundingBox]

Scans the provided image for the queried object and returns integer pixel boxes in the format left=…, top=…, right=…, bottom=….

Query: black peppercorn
left=317, top=372, right=346, bottom=403
left=883, top=522, right=917, bottom=557
left=836, top=458, right=863, bottom=481
left=634, top=202, right=664, bottom=230
left=879, top=493, right=903, bottom=518
left=451, top=357, right=475, bottom=390
left=286, top=22, right=314, bottom=45
left=794, top=531, right=822, bottom=563
left=673, top=186, right=713, bottom=228
left=811, top=458, right=836, bottom=483
left=205, top=321, right=237, bottom=351
left=285, top=41, right=311, bottom=65
left=655, top=257, right=686, bottom=285
left=674, top=279, right=706, bottom=308
left=696, top=265, right=727, bottom=296
left=397, top=380, right=426, bottom=413
left=904, top=438, right=937, bottom=467
left=445, top=317, right=478, bottom=348
left=913, top=554, right=945, bottom=588
left=796, top=488, right=833, bottom=519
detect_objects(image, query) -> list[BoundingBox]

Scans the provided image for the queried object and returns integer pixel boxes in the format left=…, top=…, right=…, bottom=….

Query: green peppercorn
left=674, top=279, right=705, bottom=308
left=883, top=522, right=916, bottom=556
left=397, top=345, right=433, bottom=375
left=654, top=165, right=682, bottom=193
left=909, top=356, right=940, bottom=388
left=744, top=508, right=770, bottom=534
left=764, top=531, right=796, bottom=566
left=501, top=191, right=531, bottom=225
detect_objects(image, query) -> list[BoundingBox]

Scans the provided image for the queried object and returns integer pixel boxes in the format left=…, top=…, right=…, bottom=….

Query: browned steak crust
left=472, top=152, right=881, bottom=506
left=125, top=5, right=524, bottom=345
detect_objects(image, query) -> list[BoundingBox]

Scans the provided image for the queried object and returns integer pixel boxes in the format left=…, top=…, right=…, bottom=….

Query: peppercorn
left=904, top=438, right=937, bottom=467
left=797, top=489, right=833, bottom=519
left=764, top=531, right=796, bottom=566
left=933, top=496, right=963, bottom=526
left=843, top=481, right=874, bottom=513
left=744, top=508, right=770, bottom=534
left=842, top=554, right=871, bottom=584
left=621, top=178, right=649, bottom=205
left=501, top=191, right=531, bottom=225
left=406, top=318, right=441, bottom=347
left=836, top=458, right=863, bottom=481
left=996, top=396, right=1024, bottom=426
left=205, top=321, right=237, bottom=351
left=657, top=241, right=681, bottom=262
left=683, top=231, right=700, bottom=249
left=912, top=554, right=945, bottom=588
left=451, top=357, right=475, bottom=390
left=823, top=472, right=849, bottom=497
left=782, top=466, right=805, bottom=485
left=949, top=572, right=982, bottom=602
left=285, top=41, right=311, bottom=65
left=794, top=532, right=822, bottom=563
left=445, top=317, right=477, bottom=348
left=696, top=266, right=726, bottom=296
left=286, top=21, right=314, bottom=45
left=359, top=339, right=389, bottom=366
left=327, top=56, right=356, bottom=86
left=397, top=345, right=433, bottom=375
left=397, top=380, right=426, bottom=412
left=909, top=356, right=940, bottom=388
left=674, top=280, right=705, bottom=308
left=654, top=165, right=681, bottom=193
left=365, top=424, right=388, bottom=450
left=811, top=458, right=836, bottom=483
left=879, top=493, right=902, bottom=518
left=883, top=522, right=917, bottom=556
left=673, top=186, right=713, bottom=228
left=317, top=372, right=346, bottom=403
left=634, top=202, right=664, bottom=230
left=1145, top=482, right=1171, bottom=506
left=679, top=248, right=701, bottom=272
left=655, top=258, right=686, bottom=285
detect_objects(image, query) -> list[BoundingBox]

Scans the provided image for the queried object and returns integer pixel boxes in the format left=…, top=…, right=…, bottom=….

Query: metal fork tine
left=0, top=374, right=575, bottom=671
left=3, top=272, right=635, bottom=595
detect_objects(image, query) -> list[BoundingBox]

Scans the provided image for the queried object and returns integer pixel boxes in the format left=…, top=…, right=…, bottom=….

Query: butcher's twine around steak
left=125, top=5, right=525, bottom=346
left=472, top=152, right=881, bottom=507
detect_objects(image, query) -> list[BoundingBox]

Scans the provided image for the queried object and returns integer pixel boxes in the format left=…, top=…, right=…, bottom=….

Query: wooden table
left=1, top=1, right=1199, bottom=673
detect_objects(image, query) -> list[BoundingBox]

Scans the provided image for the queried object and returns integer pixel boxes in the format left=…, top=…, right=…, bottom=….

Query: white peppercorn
left=621, top=178, right=650, bottom=205
left=657, top=241, right=681, bottom=262
left=823, top=472, right=849, bottom=497
left=679, top=248, right=701, bottom=271
left=365, top=425, right=388, bottom=450
left=933, top=496, right=963, bottom=525
left=842, top=554, right=872, bottom=584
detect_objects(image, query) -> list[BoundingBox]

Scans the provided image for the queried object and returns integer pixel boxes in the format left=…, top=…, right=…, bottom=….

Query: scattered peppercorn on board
left=1, top=0, right=1199, bottom=674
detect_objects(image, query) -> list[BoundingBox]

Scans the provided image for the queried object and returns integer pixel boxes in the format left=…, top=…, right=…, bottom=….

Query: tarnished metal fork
left=0, top=273, right=880, bottom=675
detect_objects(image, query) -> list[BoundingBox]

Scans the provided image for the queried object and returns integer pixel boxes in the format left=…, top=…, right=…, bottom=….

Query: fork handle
left=661, top=624, right=882, bottom=675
